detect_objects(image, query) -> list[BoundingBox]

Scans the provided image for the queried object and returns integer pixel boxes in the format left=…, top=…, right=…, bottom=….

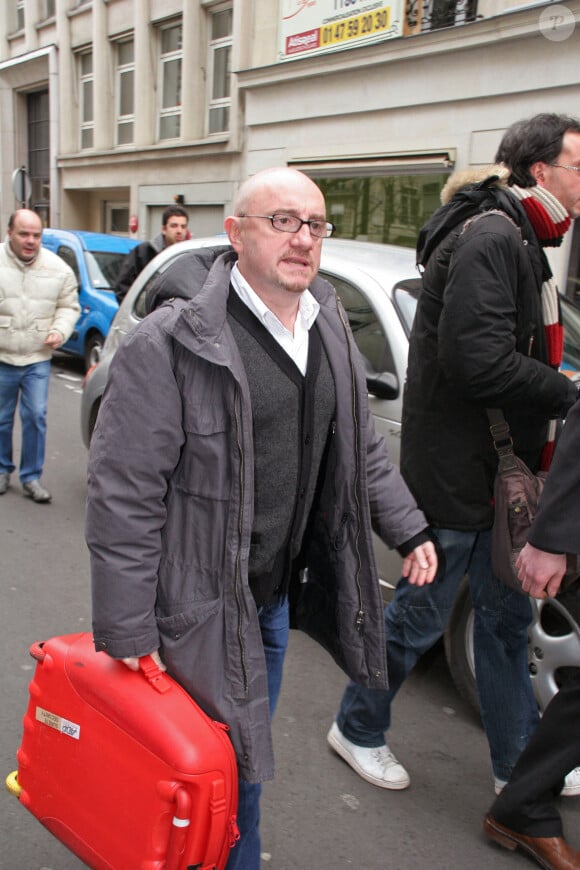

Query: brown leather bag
left=488, top=409, right=579, bottom=593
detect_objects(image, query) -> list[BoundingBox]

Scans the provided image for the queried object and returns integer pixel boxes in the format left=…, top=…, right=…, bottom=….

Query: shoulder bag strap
left=486, top=408, right=519, bottom=472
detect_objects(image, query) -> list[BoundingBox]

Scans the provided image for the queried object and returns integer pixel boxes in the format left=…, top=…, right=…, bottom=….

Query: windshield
left=84, top=250, right=129, bottom=290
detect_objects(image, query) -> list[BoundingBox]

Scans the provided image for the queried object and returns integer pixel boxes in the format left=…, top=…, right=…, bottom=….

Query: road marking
left=56, top=373, right=82, bottom=383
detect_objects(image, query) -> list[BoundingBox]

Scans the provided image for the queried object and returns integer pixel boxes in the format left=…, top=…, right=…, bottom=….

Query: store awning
left=290, top=150, right=456, bottom=177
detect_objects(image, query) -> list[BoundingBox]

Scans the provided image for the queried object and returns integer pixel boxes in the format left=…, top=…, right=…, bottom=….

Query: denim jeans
left=226, top=598, right=290, bottom=870
left=336, top=528, right=539, bottom=782
left=0, top=360, right=51, bottom=483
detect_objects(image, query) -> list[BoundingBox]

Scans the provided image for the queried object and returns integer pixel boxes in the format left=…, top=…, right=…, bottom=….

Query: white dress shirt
left=230, top=263, right=320, bottom=376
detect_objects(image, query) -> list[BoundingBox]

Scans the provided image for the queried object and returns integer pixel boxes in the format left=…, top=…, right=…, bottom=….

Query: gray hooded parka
left=87, top=252, right=428, bottom=783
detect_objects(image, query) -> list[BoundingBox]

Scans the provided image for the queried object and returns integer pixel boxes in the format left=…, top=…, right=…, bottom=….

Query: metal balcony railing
left=405, top=0, right=478, bottom=34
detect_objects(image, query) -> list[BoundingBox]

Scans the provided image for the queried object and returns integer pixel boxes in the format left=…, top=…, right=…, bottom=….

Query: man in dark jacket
left=328, top=114, right=580, bottom=796
left=484, top=396, right=580, bottom=869
left=87, top=167, right=437, bottom=869
left=113, top=204, right=189, bottom=303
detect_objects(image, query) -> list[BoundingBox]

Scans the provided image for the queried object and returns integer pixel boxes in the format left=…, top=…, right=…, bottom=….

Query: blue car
left=41, top=229, right=138, bottom=370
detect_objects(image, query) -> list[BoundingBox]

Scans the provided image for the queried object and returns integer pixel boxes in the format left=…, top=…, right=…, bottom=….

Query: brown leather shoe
left=483, top=814, right=580, bottom=869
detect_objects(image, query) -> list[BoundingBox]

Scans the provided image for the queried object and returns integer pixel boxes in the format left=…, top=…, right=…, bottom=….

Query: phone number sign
left=280, top=0, right=402, bottom=60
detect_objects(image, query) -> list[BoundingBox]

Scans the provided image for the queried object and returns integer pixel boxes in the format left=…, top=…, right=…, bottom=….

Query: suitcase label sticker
left=36, top=706, right=80, bottom=740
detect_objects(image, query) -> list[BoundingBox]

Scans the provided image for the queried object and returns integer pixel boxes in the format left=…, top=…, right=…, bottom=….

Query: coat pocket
left=156, top=596, right=221, bottom=641
left=155, top=598, right=226, bottom=704
left=34, top=317, right=53, bottom=332
left=176, top=401, right=231, bottom=499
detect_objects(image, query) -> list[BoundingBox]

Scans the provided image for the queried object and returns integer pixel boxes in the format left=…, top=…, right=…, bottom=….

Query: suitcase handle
left=5, top=770, right=22, bottom=799
left=164, top=784, right=192, bottom=870
left=29, top=641, right=171, bottom=694
left=138, top=655, right=171, bottom=694
left=29, top=641, right=46, bottom=663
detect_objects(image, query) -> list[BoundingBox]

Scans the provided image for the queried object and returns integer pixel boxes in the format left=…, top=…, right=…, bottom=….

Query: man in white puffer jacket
left=0, top=209, right=80, bottom=502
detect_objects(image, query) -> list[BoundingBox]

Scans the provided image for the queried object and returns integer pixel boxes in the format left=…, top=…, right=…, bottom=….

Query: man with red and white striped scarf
left=328, top=116, right=580, bottom=841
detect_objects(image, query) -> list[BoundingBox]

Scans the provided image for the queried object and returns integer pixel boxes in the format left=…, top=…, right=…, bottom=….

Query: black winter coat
left=529, top=394, right=580, bottom=555
left=114, top=235, right=164, bottom=304
left=401, top=178, right=577, bottom=530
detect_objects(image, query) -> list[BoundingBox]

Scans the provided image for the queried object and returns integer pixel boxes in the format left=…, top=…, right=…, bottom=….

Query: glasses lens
left=318, top=222, right=334, bottom=238
left=271, top=214, right=334, bottom=237
left=272, top=214, right=302, bottom=232
left=309, top=222, right=326, bottom=238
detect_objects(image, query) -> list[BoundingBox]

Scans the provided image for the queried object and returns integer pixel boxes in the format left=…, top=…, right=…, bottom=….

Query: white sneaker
left=327, top=721, right=410, bottom=790
left=494, top=767, right=580, bottom=798
left=561, top=767, right=580, bottom=797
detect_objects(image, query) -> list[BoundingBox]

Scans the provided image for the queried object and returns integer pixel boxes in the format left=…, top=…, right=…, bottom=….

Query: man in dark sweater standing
left=87, top=167, right=437, bottom=868
left=113, top=204, right=189, bottom=304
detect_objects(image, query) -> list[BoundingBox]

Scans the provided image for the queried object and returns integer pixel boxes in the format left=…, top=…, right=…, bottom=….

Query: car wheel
left=444, top=578, right=580, bottom=715
left=528, top=585, right=580, bottom=711
left=85, top=332, right=104, bottom=371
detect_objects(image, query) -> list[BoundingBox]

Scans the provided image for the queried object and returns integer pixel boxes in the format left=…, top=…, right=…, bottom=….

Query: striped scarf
left=509, top=184, right=571, bottom=468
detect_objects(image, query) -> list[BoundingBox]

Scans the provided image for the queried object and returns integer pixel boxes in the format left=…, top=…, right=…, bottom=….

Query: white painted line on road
left=56, top=373, right=82, bottom=383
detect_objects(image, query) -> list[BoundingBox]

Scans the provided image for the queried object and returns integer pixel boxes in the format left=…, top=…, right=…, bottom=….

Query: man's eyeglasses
left=238, top=213, right=335, bottom=239
left=549, top=163, right=580, bottom=173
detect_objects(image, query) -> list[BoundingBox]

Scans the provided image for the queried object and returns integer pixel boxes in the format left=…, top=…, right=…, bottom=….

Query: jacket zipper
left=526, top=323, right=536, bottom=357
left=335, top=296, right=365, bottom=631
left=232, top=382, right=249, bottom=694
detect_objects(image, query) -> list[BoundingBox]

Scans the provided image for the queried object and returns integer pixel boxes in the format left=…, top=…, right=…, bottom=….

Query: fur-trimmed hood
left=439, top=164, right=510, bottom=204
left=416, top=165, right=521, bottom=268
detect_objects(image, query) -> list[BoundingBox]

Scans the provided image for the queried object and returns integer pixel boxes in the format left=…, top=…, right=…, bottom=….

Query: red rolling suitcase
left=6, top=632, right=239, bottom=870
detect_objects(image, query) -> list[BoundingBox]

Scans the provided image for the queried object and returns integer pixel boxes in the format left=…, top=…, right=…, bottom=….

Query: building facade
left=0, top=0, right=579, bottom=292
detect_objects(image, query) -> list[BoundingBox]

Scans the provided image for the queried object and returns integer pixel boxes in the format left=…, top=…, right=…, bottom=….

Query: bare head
left=7, top=209, right=43, bottom=262
left=225, top=168, right=330, bottom=303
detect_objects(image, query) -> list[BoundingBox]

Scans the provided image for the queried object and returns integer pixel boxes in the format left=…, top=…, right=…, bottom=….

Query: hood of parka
left=416, top=165, right=520, bottom=269
left=144, top=245, right=234, bottom=313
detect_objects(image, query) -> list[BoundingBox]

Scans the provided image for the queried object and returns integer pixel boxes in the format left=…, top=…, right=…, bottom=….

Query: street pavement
left=1, top=355, right=578, bottom=869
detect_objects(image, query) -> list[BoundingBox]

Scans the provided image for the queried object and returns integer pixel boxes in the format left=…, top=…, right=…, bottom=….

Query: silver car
left=81, top=236, right=580, bottom=714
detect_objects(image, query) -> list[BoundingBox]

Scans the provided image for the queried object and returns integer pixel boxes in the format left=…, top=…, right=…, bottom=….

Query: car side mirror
left=365, top=370, right=399, bottom=400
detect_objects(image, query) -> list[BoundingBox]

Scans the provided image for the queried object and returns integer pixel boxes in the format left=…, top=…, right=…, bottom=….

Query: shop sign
left=279, top=0, right=402, bottom=60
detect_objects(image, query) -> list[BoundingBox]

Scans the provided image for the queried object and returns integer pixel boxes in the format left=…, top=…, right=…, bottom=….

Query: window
left=28, top=91, right=50, bottom=215
left=116, top=40, right=135, bottom=146
left=85, top=251, right=129, bottom=290
left=319, top=274, right=420, bottom=379
left=405, top=0, right=478, bottom=32
left=394, top=280, right=422, bottom=338
left=79, top=52, right=94, bottom=150
left=16, top=0, right=25, bottom=30
left=106, top=204, right=130, bottom=234
left=159, top=24, right=182, bottom=140
left=399, top=186, right=420, bottom=226
left=315, top=173, right=448, bottom=247
left=57, top=246, right=81, bottom=287
left=43, top=0, right=56, bottom=18
left=207, top=6, right=232, bottom=135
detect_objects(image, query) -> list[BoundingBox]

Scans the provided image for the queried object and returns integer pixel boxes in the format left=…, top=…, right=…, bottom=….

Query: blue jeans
left=336, top=528, right=539, bottom=781
left=226, top=598, right=289, bottom=870
left=0, top=360, right=51, bottom=483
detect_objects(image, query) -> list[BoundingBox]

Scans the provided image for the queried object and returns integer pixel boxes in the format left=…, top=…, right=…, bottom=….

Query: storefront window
left=314, top=173, right=447, bottom=247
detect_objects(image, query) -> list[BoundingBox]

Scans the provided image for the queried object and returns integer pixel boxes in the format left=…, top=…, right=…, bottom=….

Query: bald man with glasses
left=87, top=167, right=437, bottom=869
